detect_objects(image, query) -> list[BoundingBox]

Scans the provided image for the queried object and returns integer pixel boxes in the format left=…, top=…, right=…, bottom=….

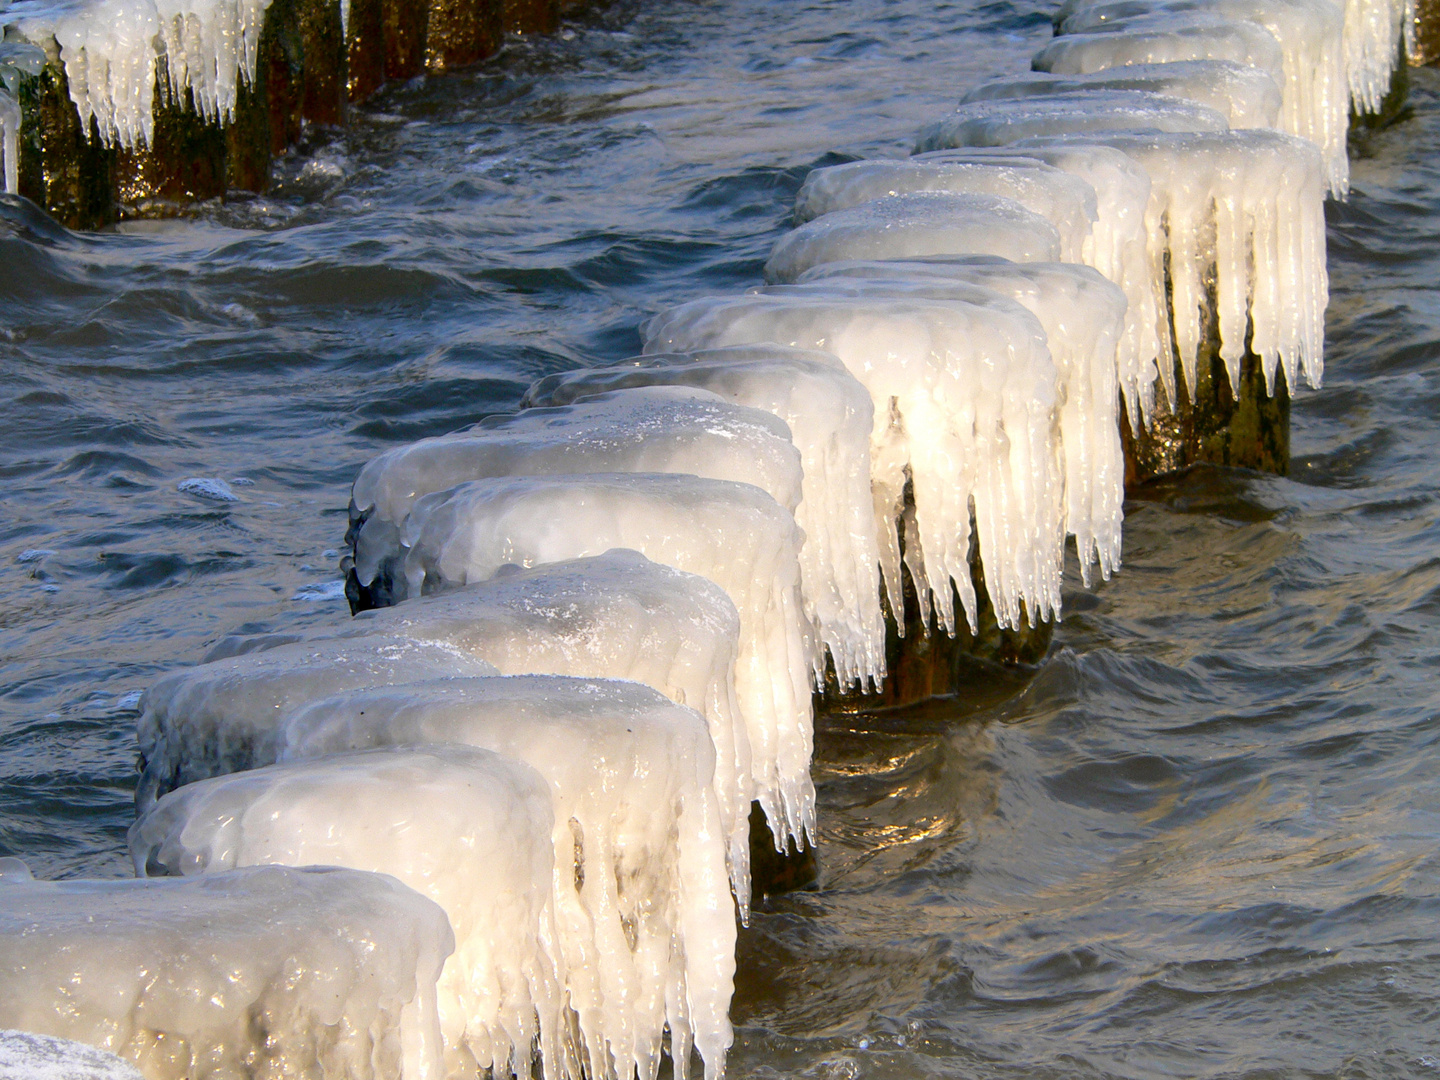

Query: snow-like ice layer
left=912, top=145, right=1157, bottom=421
left=0, top=860, right=452, bottom=1080
left=522, top=346, right=885, bottom=692
left=10, top=0, right=272, bottom=148
left=764, top=191, right=1061, bottom=283
left=914, top=90, right=1229, bottom=154
left=1034, top=13, right=1286, bottom=86
left=642, top=294, right=1063, bottom=636
left=1054, top=2, right=1350, bottom=196
left=1344, top=0, right=1414, bottom=112
left=274, top=676, right=735, bottom=1080
left=791, top=260, right=1126, bottom=585
left=0, top=1029, right=145, bottom=1080
left=131, top=748, right=562, bottom=1080
left=960, top=60, right=1282, bottom=130
left=1020, top=128, right=1327, bottom=398
left=792, top=158, right=1097, bottom=261
left=135, top=633, right=499, bottom=813
left=349, top=550, right=754, bottom=907
left=350, top=386, right=802, bottom=596
left=396, top=475, right=816, bottom=853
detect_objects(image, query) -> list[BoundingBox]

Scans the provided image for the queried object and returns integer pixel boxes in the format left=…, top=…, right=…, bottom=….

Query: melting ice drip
left=0, top=41, right=44, bottom=194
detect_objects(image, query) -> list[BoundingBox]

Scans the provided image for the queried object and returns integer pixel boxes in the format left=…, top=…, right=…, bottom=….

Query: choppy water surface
left=3, top=0, right=1440, bottom=1074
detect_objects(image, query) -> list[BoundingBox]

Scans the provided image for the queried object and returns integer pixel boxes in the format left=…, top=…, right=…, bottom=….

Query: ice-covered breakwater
left=2, top=0, right=1436, bottom=1079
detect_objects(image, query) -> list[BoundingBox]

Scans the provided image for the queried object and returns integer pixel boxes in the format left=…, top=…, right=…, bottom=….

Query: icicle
left=0, top=86, right=17, bottom=195
left=1034, top=12, right=1287, bottom=87
left=523, top=345, right=887, bottom=695
left=642, top=292, right=1064, bottom=638
left=395, top=473, right=817, bottom=858
left=791, top=260, right=1126, bottom=586
left=794, top=157, right=1098, bottom=261
left=765, top=190, right=1062, bottom=283
left=275, top=676, right=735, bottom=1080
left=1344, top=0, right=1414, bottom=113
left=961, top=59, right=1283, bottom=131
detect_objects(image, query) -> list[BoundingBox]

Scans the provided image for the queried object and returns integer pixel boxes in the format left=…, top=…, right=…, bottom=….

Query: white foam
left=522, top=346, right=885, bottom=693
left=0, top=860, right=452, bottom=1080
left=765, top=190, right=1061, bottom=283
left=131, top=748, right=561, bottom=1080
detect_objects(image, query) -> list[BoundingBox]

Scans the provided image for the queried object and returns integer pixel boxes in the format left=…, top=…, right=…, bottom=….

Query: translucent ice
left=135, top=632, right=500, bottom=812
left=274, top=675, right=736, bottom=1080
left=792, top=158, right=1097, bottom=261
left=131, top=747, right=562, bottom=1080
left=914, top=90, right=1229, bottom=154
left=1344, top=0, right=1414, bottom=113
left=1033, top=13, right=1286, bottom=86
left=0, top=860, right=452, bottom=1080
left=764, top=191, right=1061, bottom=283
left=791, top=259, right=1126, bottom=583
left=522, top=346, right=885, bottom=692
left=0, top=87, right=18, bottom=195
left=960, top=60, right=1282, bottom=130
left=1020, top=128, right=1328, bottom=398
left=395, top=475, right=816, bottom=854
left=643, top=292, right=1063, bottom=636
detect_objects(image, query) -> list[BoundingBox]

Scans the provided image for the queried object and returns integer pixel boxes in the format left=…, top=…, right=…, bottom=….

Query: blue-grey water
left=4, top=0, right=1440, bottom=1075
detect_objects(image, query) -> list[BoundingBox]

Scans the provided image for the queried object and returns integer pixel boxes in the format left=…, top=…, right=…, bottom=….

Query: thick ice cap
left=348, top=550, right=753, bottom=909
left=793, top=158, right=1097, bottom=261
left=395, top=473, right=816, bottom=855
left=130, top=747, right=560, bottom=1080
left=274, top=675, right=735, bottom=1080
left=914, top=90, right=1228, bottom=154
left=765, top=191, right=1061, bottom=283
left=960, top=60, right=1282, bottom=130
left=523, top=347, right=885, bottom=693
left=0, top=863, right=452, bottom=1080
left=1034, top=13, right=1286, bottom=84
left=135, top=633, right=500, bottom=813
left=642, top=292, right=1064, bottom=637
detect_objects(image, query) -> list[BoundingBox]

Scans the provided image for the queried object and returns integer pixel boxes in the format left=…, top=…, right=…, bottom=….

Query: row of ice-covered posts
left=0, top=1, right=1413, bottom=1078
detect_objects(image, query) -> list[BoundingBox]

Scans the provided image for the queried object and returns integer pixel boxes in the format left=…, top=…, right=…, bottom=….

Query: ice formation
left=1344, top=0, right=1414, bottom=112
left=1053, top=1, right=1350, bottom=196
left=912, top=145, right=1156, bottom=413
left=134, top=632, right=500, bottom=812
left=131, top=747, right=562, bottom=1080
left=0, top=41, right=39, bottom=194
left=350, top=386, right=802, bottom=602
left=1033, top=13, right=1286, bottom=85
left=522, top=345, right=885, bottom=692
left=764, top=191, right=1061, bottom=283
left=0, top=86, right=16, bottom=195
left=960, top=60, right=1282, bottom=130
left=0, top=859, right=452, bottom=1080
left=642, top=292, right=1063, bottom=636
left=349, top=550, right=754, bottom=904
left=273, top=675, right=736, bottom=1080
left=792, top=158, right=1096, bottom=262
left=790, top=260, right=1126, bottom=583
left=0, top=1029, right=145, bottom=1080
left=1021, top=129, right=1328, bottom=398
left=394, top=474, right=816, bottom=853
left=913, top=90, right=1228, bottom=154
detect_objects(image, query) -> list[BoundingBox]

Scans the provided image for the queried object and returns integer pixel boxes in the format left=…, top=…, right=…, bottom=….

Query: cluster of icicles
left=8, top=0, right=1414, bottom=1078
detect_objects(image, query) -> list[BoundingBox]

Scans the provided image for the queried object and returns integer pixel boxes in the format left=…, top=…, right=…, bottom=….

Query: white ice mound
left=1033, top=13, right=1286, bottom=85
left=8, top=0, right=272, bottom=149
left=348, top=550, right=753, bottom=907
left=913, top=91, right=1228, bottom=154
left=960, top=60, right=1282, bottom=130
left=397, top=475, right=816, bottom=854
left=522, top=346, right=885, bottom=693
left=0, top=859, right=452, bottom=1080
left=1020, top=128, right=1327, bottom=399
left=764, top=191, right=1061, bottom=283
left=350, top=386, right=803, bottom=594
left=274, top=675, right=735, bottom=1080
left=792, top=260, right=1126, bottom=584
left=642, top=293, right=1063, bottom=636
left=0, top=1029, right=145, bottom=1080
left=912, top=145, right=1155, bottom=411
left=1054, top=1, right=1350, bottom=196
left=131, top=748, right=561, bottom=1080
left=792, top=158, right=1097, bottom=261
left=1344, top=0, right=1413, bottom=114
left=135, top=633, right=499, bottom=813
